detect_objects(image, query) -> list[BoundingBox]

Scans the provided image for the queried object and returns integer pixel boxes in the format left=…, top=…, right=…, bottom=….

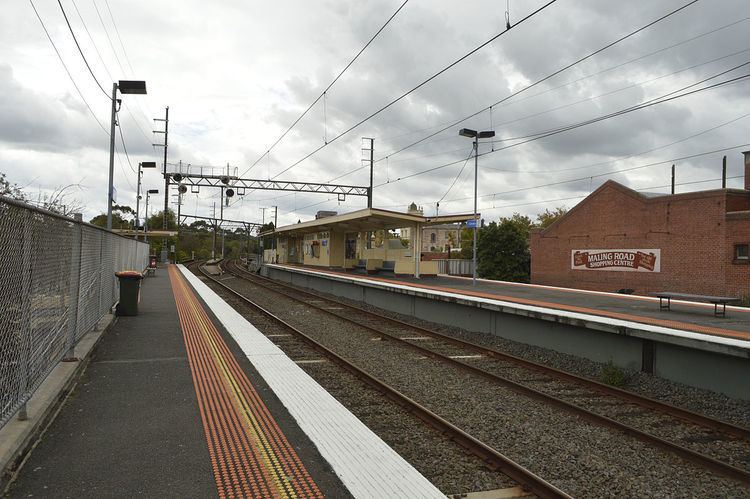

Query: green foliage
left=536, top=206, right=568, bottom=228
left=476, top=214, right=532, bottom=282
left=0, top=173, right=26, bottom=201
left=146, top=209, right=177, bottom=231
left=600, top=360, right=627, bottom=387
left=89, top=205, right=136, bottom=229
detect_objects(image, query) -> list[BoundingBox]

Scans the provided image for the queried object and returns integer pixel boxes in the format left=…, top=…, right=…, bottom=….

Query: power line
left=329, top=44, right=750, bottom=183
left=482, top=109, right=750, bottom=175
left=116, top=114, right=136, bottom=174
left=438, top=147, right=474, bottom=205
left=374, top=71, right=750, bottom=188
left=373, top=0, right=700, bottom=164
left=271, top=0, right=561, bottom=180
left=103, top=0, right=136, bottom=75
left=242, top=0, right=411, bottom=178
left=28, top=0, right=109, bottom=135
left=92, top=0, right=127, bottom=77
left=451, top=143, right=750, bottom=204
left=56, top=0, right=111, bottom=99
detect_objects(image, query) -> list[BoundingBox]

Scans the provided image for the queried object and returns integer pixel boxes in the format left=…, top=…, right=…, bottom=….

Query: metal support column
left=64, top=214, right=83, bottom=360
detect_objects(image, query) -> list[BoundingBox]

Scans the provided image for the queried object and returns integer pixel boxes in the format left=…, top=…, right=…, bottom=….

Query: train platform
left=263, top=263, right=750, bottom=399
left=265, top=264, right=750, bottom=347
left=5, top=265, right=443, bottom=498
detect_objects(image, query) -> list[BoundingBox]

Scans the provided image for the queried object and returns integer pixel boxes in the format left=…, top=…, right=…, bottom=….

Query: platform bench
left=353, top=259, right=367, bottom=274
left=375, top=260, right=396, bottom=275
left=649, top=292, right=740, bottom=317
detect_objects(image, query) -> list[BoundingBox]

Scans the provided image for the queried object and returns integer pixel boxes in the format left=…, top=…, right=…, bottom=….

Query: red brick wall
left=530, top=181, right=749, bottom=296
left=725, top=214, right=750, bottom=298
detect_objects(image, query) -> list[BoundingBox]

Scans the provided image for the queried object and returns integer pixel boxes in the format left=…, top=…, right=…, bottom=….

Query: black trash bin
left=115, top=270, right=143, bottom=316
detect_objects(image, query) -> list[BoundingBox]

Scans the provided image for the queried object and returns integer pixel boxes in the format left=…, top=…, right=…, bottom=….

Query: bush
left=600, top=360, right=627, bottom=387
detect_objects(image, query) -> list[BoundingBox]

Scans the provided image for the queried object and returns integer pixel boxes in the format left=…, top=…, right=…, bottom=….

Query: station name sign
left=572, top=249, right=660, bottom=272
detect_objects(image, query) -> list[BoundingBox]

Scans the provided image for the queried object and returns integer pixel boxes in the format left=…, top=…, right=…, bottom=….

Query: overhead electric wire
left=242, top=0, right=411, bottom=177
left=329, top=43, right=750, bottom=183
left=28, top=0, right=109, bottom=135
left=70, top=0, right=153, bottom=144
left=271, top=0, right=561, bottom=180
left=56, top=0, right=111, bottom=99
left=438, top=147, right=475, bottom=205
left=116, top=115, right=137, bottom=174
left=449, top=143, right=750, bottom=204
left=374, top=70, right=750, bottom=188
left=372, top=0, right=701, bottom=164
left=489, top=60, right=750, bottom=144
left=482, top=109, right=750, bottom=175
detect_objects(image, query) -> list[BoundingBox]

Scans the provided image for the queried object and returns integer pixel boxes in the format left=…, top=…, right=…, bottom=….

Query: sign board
left=466, top=219, right=477, bottom=228
left=571, top=249, right=660, bottom=272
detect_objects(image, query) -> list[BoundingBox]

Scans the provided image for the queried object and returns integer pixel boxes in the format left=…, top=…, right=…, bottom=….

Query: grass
left=600, top=360, right=627, bottom=387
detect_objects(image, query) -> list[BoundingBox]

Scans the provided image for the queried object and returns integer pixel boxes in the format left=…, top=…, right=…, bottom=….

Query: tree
left=0, top=173, right=25, bottom=201
left=476, top=214, right=532, bottom=282
left=89, top=205, right=136, bottom=229
left=536, top=206, right=568, bottom=228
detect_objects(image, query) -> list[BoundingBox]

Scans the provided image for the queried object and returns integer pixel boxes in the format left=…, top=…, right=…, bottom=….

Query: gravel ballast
left=209, top=267, right=750, bottom=497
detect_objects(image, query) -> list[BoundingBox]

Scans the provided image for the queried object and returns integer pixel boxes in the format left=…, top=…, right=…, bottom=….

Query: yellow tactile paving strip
left=169, top=265, right=323, bottom=499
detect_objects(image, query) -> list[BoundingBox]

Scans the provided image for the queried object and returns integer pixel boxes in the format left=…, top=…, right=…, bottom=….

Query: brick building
left=530, top=153, right=750, bottom=298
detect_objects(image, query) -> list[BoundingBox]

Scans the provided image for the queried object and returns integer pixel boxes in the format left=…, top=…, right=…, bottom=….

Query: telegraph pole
left=363, top=137, right=374, bottom=208
left=154, top=106, right=169, bottom=262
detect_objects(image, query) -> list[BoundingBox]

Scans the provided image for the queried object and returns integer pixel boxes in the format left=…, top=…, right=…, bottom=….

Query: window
left=430, top=233, right=436, bottom=243
left=735, top=244, right=749, bottom=261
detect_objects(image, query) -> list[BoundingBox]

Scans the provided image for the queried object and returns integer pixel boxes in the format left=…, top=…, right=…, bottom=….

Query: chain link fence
left=0, top=196, right=149, bottom=430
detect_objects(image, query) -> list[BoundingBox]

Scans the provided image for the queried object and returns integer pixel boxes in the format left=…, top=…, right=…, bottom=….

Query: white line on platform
left=178, top=265, right=444, bottom=499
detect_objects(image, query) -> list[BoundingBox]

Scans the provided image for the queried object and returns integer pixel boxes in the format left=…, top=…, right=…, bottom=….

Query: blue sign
left=466, top=219, right=477, bottom=228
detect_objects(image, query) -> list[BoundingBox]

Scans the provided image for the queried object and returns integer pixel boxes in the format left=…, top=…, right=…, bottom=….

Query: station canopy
left=264, top=208, right=476, bottom=237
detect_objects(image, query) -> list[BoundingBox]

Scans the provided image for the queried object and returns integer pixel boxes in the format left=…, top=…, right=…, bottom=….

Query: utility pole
left=211, top=202, right=217, bottom=259
left=106, top=83, right=118, bottom=230
left=363, top=137, right=374, bottom=208
left=154, top=106, right=169, bottom=262
left=273, top=205, right=278, bottom=263
left=135, top=162, right=143, bottom=239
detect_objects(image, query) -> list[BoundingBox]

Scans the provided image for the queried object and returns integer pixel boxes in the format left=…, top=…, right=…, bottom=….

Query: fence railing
left=0, top=196, right=149, bottom=429
left=434, top=258, right=474, bottom=276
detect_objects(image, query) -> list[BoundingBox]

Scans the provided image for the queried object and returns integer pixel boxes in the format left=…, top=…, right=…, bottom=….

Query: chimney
left=744, top=151, right=750, bottom=190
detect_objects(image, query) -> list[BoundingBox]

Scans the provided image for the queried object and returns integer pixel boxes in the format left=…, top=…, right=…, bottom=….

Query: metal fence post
left=63, top=215, right=83, bottom=361
left=17, top=211, right=33, bottom=421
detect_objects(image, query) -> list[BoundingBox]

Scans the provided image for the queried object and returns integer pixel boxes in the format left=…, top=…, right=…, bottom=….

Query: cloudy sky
left=2, top=0, right=749, bottom=228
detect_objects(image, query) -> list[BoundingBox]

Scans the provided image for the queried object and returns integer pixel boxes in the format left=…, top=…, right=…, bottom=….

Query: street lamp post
left=144, top=189, right=159, bottom=242
left=459, top=128, right=495, bottom=287
left=135, top=161, right=157, bottom=238
left=107, top=80, right=147, bottom=230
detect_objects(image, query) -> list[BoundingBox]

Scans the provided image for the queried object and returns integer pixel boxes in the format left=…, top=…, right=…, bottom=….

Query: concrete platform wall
left=263, top=266, right=750, bottom=399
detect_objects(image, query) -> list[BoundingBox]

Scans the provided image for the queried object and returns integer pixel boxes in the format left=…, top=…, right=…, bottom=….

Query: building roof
left=536, top=179, right=750, bottom=235
left=263, top=208, right=476, bottom=237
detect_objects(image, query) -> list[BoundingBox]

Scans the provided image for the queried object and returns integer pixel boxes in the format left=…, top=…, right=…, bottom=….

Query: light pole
left=135, top=161, right=156, bottom=238
left=459, top=128, right=495, bottom=286
left=107, top=80, right=147, bottom=230
left=144, top=189, right=159, bottom=242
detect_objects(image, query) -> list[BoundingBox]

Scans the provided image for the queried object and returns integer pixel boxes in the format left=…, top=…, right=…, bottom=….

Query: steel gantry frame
left=174, top=174, right=370, bottom=198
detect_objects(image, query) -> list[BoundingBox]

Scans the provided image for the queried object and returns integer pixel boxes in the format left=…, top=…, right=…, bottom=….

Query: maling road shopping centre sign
left=572, top=249, right=660, bottom=272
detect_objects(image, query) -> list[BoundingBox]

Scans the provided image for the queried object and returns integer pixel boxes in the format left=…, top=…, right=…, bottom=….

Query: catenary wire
left=28, top=0, right=109, bottom=135
left=374, top=71, right=750, bottom=188
left=332, top=46, right=750, bottom=182
left=241, top=0, right=411, bottom=178
left=372, top=0, right=700, bottom=164
left=271, top=0, right=561, bottom=180
left=56, top=0, right=111, bottom=99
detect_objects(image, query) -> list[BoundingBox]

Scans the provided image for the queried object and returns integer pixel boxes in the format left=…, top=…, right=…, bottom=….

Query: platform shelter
left=263, top=208, right=475, bottom=277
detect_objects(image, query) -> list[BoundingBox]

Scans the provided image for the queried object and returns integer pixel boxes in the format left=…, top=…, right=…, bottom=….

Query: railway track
left=218, top=259, right=750, bottom=488
left=189, top=260, right=570, bottom=499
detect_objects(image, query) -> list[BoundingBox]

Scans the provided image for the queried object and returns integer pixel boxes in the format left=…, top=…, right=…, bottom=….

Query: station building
left=264, top=207, right=474, bottom=277
left=530, top=152, right=750, bottom=298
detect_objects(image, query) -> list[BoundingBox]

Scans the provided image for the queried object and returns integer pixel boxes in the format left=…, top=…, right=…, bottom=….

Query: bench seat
left=353, top=259, right=367, bottom=274
left=649, top=292, right=740, bottom=317
left=375, top=260, right=396, bottom=275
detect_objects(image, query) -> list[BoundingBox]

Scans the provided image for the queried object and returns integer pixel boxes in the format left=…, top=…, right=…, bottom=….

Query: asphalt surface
left=6, top=268, right=347, bottom=498
left=349, top=271, right=750, bottom=335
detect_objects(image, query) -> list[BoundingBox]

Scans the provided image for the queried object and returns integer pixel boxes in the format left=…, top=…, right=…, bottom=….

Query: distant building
left=530, top=152, right=750, bottom=297
left=400, top=202, right=462, bottom=252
